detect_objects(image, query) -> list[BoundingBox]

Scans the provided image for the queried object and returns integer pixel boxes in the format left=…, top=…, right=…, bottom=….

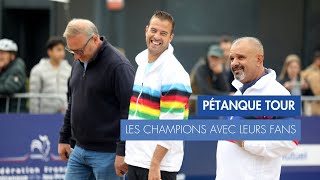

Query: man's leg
left=127, top=165, right=147, bottom=180
left=85, top=150, right=120, bottom=180
left=127, top=165, right=137, bottom=180
left=127, top=165, right=177, bottom=180
left=160, top=171, right=178, bottom=180
left=127, top=165, right=149, bottom=180
left=65, top=145, right=92, bottom=180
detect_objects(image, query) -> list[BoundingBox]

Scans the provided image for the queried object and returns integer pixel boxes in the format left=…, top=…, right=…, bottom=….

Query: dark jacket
left=0, top=57, right=27, bottom=112
left=59, top=37, right=135, bottom=156
left=191, top=57, right=230, bottom=95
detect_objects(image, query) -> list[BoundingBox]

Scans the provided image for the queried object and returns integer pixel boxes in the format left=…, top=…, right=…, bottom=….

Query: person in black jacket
left=191, top=44, right=230, bottom=95
left=58, top=18, right=135, bottom=179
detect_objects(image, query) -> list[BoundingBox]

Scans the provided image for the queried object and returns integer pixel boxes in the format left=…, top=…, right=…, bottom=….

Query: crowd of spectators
left=0, top=36, right=319, bottom=115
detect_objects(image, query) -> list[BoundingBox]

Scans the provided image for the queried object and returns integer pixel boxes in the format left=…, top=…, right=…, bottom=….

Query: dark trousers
left=127, top=165, right=177, bottom=180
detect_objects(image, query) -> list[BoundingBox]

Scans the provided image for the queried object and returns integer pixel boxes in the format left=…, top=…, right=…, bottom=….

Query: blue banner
left=197, top=96, right=301, bottom=116
left=0, top=114, right=66, bottom=180
left=0, top=114, right=318, bottom=180
left=121, top=119, right=301, bottom=141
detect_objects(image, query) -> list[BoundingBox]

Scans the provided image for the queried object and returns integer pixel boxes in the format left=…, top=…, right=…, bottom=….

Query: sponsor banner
left=0, top=114, right=67, bottom=180
left=282, top=144, right=320, bottom=166
left=0, top=115, right=319, bottom=180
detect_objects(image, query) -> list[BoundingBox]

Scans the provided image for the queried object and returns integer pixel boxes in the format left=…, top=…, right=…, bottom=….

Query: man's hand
left=58, top=143, right=72, bottom=161
left=114, top=155, right=128, bottom=176
left=148, top=161, right=161, bottom=180
left=234, top=140, right=244, bottom=148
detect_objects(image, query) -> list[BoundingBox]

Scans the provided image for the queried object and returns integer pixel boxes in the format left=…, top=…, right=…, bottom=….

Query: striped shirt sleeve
left=160, top=83, right=192, bottom=120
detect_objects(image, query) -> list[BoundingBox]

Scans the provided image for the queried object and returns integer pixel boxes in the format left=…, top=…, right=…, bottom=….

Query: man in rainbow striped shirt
left=124, top=10, right=192, bottom=180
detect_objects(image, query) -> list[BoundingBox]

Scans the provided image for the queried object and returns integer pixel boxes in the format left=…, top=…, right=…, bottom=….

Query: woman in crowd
left=278, top=54, right=309, bottom=95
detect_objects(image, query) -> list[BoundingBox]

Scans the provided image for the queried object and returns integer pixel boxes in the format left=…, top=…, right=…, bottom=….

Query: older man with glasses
left=58, top=18, right=135, bottom=180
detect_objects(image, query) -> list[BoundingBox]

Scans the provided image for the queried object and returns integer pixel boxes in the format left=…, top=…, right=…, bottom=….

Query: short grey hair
left=63, top=18, right=99, bottom=38
left=232, top=37, right=264, bottom=55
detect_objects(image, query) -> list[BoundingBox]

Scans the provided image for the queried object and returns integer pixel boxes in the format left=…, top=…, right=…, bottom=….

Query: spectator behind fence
left=0, top=38, right=27, bottom=112
left=191, top=45, right=230, bottom=95
left=219, top=35, right=236, bottom=93
left=189, top=45, right=230, bottom=114
left=278, top=54, right=310, bottom=96
left=29, top=37, right=71, bottom=114
left=301, top=51, right=320, bottom=115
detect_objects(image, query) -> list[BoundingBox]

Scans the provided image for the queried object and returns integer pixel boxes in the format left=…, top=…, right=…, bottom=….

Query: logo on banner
left=0, top=134, right=61, bottom=162
left=30, top=135, right=51, bottom=162
left=282, top=144, right=320, bottom=166
left=0, top=114, right=68, bottom=179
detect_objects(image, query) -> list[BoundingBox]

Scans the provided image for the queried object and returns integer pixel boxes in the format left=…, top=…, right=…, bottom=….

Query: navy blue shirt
left=59, top=37, right=135, bottom=156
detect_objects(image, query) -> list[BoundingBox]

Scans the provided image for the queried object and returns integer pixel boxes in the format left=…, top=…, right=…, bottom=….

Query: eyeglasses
left=65, top=35, right=93, bottom=56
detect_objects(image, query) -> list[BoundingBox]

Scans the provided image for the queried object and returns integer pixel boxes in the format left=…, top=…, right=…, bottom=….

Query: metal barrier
left=0, top=93, right=65, bottom=114
left=0, top=93, right=320, bottom=116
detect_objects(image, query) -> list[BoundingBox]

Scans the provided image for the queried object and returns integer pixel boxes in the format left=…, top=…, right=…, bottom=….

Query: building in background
left=0, top=0, right=319, bottom=75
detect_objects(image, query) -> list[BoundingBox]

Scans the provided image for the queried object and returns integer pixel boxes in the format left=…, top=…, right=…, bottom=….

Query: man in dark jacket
left=0, top=38, right=26, bottom=113
left=58, top=18, right=135, bottom=179
left=189, top=45, right=229, bottom=114
left=191, top=44, right=230, bottom=95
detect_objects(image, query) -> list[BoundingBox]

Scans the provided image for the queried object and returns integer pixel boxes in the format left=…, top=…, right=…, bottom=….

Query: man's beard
left=232, top=65, right=246, bottom=81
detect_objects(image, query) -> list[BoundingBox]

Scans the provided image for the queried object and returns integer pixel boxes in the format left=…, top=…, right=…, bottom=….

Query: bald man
left=58, top=19, right=135, bottom=179
left=215, top=37, right=297, bottom=180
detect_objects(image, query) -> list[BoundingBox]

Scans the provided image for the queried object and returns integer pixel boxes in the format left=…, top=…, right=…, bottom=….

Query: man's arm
left=234, top=140, right=298, bottom=158
left=114, top=63, right=135, bottom=156
left=59, top=97, right=72, bottom=143
left=148, top=145, right=169, bottom=180
left=58, top=94, right=73, bottom=161
left=113, top=63, right=135, bottom=176
left=58, top=69, right=73, bottom=161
